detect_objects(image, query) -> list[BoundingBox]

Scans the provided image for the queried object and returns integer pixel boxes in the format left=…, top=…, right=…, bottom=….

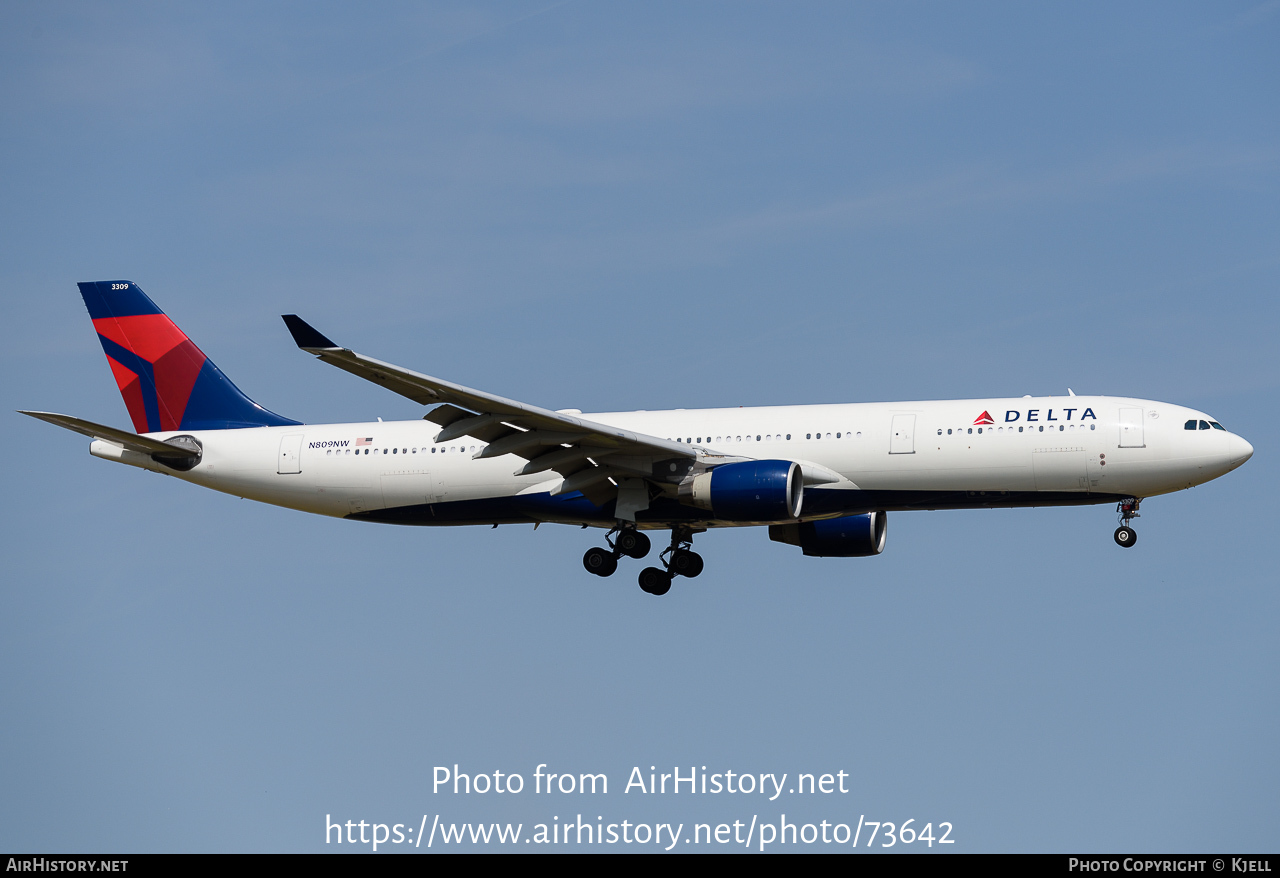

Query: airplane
left=21, top=281, right=1255, bottom=596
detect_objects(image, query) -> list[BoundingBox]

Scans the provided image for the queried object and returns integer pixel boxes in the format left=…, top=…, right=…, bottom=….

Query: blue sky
left=2, top=1, right=1277, bottom=852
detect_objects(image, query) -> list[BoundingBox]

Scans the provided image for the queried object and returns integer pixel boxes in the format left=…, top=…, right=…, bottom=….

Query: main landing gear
left=638, top=526, right=705, bottom=596
left=583, top=524, right=704, bottom=596
left=1114, top=498, right=1141, bottom=548
left=582, top=524, right=651, bottom=578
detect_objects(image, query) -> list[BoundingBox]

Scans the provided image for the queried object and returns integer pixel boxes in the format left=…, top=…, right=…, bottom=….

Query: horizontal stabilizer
left=17, top=411, right=199, bottom=458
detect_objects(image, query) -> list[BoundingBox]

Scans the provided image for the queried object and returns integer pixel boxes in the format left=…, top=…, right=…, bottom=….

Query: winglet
left=282, top=315, right=341, bottom=351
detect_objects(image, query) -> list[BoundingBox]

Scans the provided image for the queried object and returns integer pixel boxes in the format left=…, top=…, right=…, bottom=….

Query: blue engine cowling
left=768, top=511, right=887, bottom=557
left=687, top=460, right=803, bottom=521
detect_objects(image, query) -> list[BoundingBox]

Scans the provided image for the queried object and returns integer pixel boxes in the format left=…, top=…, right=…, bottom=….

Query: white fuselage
left=89, top=395, right=1253, bottom=528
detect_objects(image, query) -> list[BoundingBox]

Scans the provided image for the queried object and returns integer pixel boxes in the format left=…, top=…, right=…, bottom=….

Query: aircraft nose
left=1230, top=433, right=1254, bottom=466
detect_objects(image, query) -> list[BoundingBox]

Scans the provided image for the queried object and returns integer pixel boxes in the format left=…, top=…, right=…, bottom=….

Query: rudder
left=79, top=280, right=299, bottom=432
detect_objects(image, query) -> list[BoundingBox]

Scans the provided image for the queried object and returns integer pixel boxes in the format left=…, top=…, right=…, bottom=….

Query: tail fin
left=78, top=280, right=299, bottom=432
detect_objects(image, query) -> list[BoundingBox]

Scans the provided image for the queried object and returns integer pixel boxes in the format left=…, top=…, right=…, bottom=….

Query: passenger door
left=1119, top=408, right=1145, bottom=448
left=278, top=434, right=303, bottom=474
left=889, top=414, right=916, bottom=454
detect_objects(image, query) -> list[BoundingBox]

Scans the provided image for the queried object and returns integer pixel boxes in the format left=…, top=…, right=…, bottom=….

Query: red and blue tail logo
left=79, top=281, right=298, bottom=433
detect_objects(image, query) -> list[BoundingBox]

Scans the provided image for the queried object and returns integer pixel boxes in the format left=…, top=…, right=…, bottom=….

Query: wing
left=281, top=316, right=718, bottom=514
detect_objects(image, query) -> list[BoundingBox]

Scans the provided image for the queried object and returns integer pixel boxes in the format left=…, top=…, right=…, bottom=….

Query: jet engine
left=768, top=511, right=887, bottom=557
left=685, top=460, right=803, bottom=521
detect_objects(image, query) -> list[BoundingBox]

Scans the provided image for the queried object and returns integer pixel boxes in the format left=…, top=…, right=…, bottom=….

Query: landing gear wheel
left=615, top=530, right=651, bottom=559
left=669, top=549, right=704, bottom=578
left=1114, top=526, right=1137, bottom=548
left=638, top=566, right=672, bottom=595
left=583, top=547, right=618, bottom=576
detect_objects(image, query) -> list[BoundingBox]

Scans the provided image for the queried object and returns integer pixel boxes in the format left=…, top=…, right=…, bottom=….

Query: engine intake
left=686, top=460, right=803, bottom=521
left=769, top=511, right=887, bottom=557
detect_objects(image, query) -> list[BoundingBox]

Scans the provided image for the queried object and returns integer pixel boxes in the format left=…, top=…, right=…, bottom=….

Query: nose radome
left=1230, top=433, right=1254, bottom=466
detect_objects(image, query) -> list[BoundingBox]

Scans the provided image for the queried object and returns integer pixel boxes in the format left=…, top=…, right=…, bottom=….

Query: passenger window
left=967, top=428, right=972, bottom=434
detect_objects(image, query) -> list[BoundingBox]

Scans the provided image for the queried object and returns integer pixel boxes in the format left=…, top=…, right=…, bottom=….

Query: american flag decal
left=356, top=437, right=373, bottom=446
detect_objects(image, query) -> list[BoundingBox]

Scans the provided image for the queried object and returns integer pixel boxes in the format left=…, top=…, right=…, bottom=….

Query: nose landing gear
left=1114, top=498, right=1141, bottom=548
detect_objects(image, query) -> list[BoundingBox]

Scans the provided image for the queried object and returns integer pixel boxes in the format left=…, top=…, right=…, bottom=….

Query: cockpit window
left=1210, top=421, right=1225, bottom=431
left=1199, top=420, right=1211, bottom=430
left=1185, top=420, right=1197, bottom=430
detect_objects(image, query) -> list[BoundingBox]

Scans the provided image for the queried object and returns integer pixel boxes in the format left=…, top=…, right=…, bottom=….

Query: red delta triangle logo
left=973, top=411, right=995, bottom=426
